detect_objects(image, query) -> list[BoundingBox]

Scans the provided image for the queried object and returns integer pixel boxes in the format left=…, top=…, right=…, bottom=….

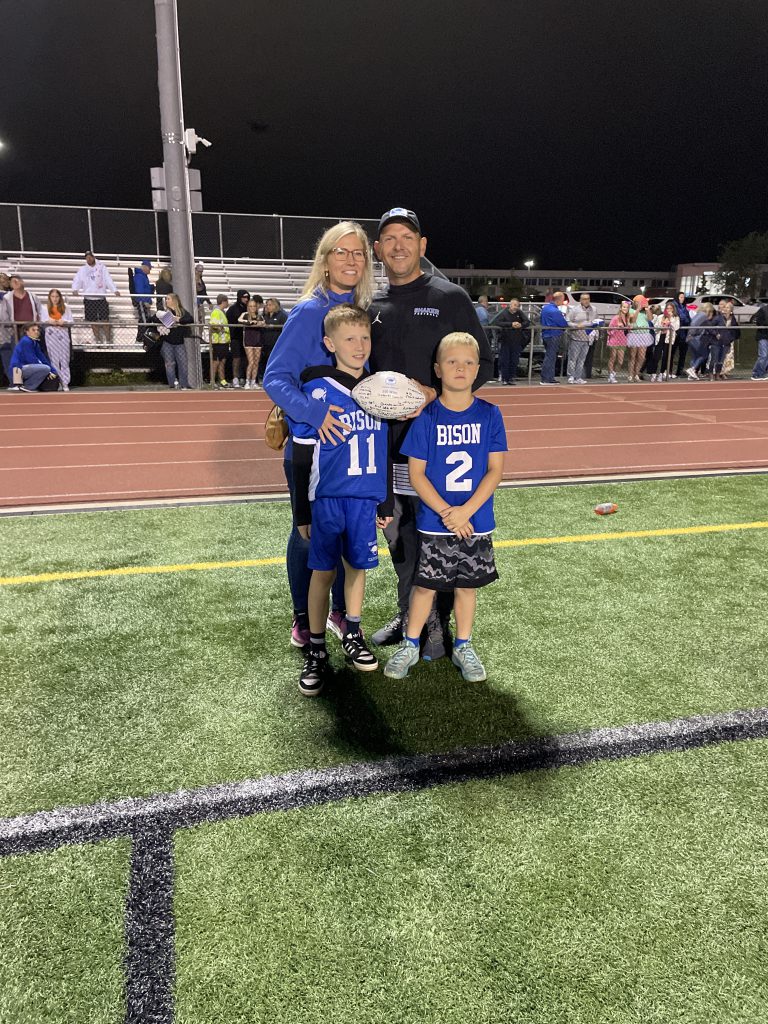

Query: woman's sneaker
left=341, top=633, right=378, bottom=672
left=299, top=650, right=329, bottom=697
left=326, top=610, right=347, bottom=640
left=451, top=642, right=487, bottom=682
left=384, top=640, right=420, bottom=679
left=608, top=372, right=616, bottom=383
left=290, top=618, right=310, bottom=649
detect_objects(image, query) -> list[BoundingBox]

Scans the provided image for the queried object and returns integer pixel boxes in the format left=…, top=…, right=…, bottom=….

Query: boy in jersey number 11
left=384, top=332, right=507, bottom=683
left=290, top=305, right=393, bottom=697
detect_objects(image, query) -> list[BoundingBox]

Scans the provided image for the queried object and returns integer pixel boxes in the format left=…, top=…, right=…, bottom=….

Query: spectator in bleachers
left=132, top=260, right=155, bottom=310
left=71, top=251, right=120, bottom=346
left=152, top=293, right=193, bottom=389
left=260, top=298, right=287, bottom=383
left=195, top=263, right=212, bottom=315
left=606, top=299, right=630, bottom=383
left=238, top=296, right=264, bottom=390
left=226, top=289, right=250, bottom=388
left=1, top=276, right=42, bottom=384
left=491, top=298, right=530, bottom=384
left=8, top=324, right=59, bottom=391
left=41, top=289, right=74, bottom=391
left=0, top=273, right=10, bottom=294
left=209, top=294, right=231, bottom=388
left=155, top=267, right=173, bottom=310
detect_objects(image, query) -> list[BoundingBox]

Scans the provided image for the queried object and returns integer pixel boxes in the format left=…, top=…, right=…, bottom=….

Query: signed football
left=352, top=372, right=425, bottom=420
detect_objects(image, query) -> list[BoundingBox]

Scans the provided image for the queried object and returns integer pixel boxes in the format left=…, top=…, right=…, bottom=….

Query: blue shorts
left=308, top=497, right=380, bottom=571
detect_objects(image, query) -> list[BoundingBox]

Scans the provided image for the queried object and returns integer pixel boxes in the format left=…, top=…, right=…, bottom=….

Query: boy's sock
left=344, top=615, right=362, bottom=637
left=405, top=635, right=420, bottom=648
left=310, top=631, right=327, bottom=652
left=454, top=637, right=470, bottom=648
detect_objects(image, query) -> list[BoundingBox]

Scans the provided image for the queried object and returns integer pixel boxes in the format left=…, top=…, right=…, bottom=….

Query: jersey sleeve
left=399, top=408, right=430, bottom=461
left=488, top=405, right=508, bottom=453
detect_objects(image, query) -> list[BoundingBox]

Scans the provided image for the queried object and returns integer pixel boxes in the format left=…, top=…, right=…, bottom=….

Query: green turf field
left=1, top=475, right=767, bottom=1022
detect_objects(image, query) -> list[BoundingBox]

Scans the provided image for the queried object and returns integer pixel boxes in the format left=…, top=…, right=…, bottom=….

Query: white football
left=352, top=371, right=425, bottom=420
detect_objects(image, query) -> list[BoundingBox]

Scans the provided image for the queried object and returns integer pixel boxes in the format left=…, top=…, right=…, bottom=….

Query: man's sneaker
left=326, top=610, right=347, bottom=640
left=299, top=650, right=329, bottom=697
left=422, top=612, right=451, bottom=662
left=371, top=612, right=404, bottom=647
left=290, top=618, right=310, bottom=649
left=539, top=380, right=558, bottom=386
left=7, top=385, right=22, bottom=392
left=341, top=633, right=378, bottom=672
left=383, top=640, right=420, bottom=679
left=451, top=642, right=487, bottom=682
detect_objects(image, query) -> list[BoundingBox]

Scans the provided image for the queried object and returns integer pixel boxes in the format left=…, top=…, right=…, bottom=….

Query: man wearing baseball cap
left=131, top=259, right=155, bottom=340
left=369, top=207, right=494, bottom=660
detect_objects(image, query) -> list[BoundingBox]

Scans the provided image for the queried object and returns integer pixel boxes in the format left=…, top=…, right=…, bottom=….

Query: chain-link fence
left=484, top=324, right=762, bottom=382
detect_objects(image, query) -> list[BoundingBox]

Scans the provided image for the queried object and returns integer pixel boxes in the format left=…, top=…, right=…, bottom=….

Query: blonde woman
left=263, top=221, right=375, bottom=649
left=238, top=297, right=264, bottom=389
left=41, top=289, right=74, bottom=391
left=626, top=294, right=653, bottom=382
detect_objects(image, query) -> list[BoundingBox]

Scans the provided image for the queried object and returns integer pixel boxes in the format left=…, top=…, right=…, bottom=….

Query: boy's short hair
left=436, top=331, right=480, bottom=361
left=216, top=294, right=228, bottom=304
left=323, top=303, right=370, bottom=337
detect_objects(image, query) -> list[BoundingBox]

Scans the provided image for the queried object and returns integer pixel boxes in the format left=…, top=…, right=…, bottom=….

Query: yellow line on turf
left=2, top=520, right=767, bottom=588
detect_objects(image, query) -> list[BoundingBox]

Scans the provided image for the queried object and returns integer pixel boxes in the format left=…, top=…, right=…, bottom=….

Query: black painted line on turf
left=124, top=828, right=175, bottom=1024
left=1, top=706, right=768, bottom=858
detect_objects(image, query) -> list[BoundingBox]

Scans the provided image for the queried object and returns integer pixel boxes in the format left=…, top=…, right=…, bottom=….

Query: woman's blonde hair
left=299, top=221, right=374, bottom=309
left=165, top=293, right=188, bottom=317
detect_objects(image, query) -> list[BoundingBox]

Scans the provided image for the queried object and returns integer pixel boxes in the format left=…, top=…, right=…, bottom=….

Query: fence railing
left=483, top=324, right=760, bottom=382
left=0, top=203, right=380, bottom=262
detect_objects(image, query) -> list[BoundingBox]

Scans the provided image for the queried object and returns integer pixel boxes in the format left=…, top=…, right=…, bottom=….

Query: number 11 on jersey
left=347, top=433, right=377, bottom=476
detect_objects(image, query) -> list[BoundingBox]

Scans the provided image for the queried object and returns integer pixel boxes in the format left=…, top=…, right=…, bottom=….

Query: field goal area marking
left=2, top=519, right=768, bottom=588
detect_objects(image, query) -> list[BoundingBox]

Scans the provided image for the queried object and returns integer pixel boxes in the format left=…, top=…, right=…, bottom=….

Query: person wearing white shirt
left=71, top=250, right=120, bottom=345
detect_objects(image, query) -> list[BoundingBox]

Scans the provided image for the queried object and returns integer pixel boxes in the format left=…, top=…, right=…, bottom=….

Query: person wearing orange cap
left=626, top=294, right=653, bottom=382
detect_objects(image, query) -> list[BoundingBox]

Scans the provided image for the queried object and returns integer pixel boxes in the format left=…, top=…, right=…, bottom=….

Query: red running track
left=1, top=381, right=767, bottom=508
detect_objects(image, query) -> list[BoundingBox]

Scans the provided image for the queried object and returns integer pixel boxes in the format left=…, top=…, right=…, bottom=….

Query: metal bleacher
left=1, top=252, right=312, bottom=323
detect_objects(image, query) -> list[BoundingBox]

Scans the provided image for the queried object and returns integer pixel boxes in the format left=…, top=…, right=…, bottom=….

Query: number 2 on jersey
left=445, top=450, right=473, bottom=491
left=347, top=433, right=377, bottom=476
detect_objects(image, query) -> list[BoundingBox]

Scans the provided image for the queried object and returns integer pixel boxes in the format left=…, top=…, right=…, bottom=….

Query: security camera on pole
left=153, top=0, right=205, bottom=388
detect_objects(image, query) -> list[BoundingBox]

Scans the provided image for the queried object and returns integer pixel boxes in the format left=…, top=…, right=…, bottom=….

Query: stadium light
left=524, top=260, right=534, bottom=271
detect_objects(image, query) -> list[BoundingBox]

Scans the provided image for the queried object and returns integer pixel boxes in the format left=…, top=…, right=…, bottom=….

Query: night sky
left=4, top=0, right=768, bottom=270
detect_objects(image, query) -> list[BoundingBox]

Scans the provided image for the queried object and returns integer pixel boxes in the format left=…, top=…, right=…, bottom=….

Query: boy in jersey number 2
left=290, top=305, right=393, bottom=697
left=384, top=332, right=507, bottom=682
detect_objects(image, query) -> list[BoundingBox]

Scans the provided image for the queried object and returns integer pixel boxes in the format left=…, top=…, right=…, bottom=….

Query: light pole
left=154, top=0, right=202, bottom=387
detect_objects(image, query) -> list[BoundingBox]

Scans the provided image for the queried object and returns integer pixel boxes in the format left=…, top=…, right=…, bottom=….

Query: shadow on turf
left=322, top=653, right=543, bottom=764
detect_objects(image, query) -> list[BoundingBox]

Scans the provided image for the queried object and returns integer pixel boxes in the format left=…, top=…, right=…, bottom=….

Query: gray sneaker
left=451, top=642, right=487, bottom=682
left=372, top=612, right=405, bottom=647
left=384, top=640, right=420, bottom=679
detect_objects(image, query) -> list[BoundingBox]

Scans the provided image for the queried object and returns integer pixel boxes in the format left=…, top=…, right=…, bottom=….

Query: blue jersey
left=400, top=397, right=507, bottom=534
left=289, top=370, right=389, bottom=524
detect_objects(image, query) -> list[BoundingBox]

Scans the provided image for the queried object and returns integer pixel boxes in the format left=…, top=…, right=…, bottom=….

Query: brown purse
left=264, top=405, right=289, bottom=451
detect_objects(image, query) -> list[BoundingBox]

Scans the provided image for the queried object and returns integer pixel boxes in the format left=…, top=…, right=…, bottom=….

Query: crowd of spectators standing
left=2, top=250, right=768, bottom=391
